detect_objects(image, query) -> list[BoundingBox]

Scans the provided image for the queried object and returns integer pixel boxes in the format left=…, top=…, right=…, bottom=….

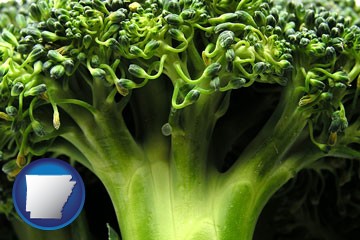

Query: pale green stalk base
left=94, top=153, right=300, bottom=240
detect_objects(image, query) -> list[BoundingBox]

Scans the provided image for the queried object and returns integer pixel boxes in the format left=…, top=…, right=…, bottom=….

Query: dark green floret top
left=0, top=0, right=359, bottom=177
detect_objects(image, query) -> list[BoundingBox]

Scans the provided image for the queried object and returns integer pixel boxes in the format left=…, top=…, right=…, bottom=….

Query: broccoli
left=0, top=0, right=360, bottom=239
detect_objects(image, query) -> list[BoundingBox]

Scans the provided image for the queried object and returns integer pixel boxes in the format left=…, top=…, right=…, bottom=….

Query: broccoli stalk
left=1, top=0, right=360, bottom=239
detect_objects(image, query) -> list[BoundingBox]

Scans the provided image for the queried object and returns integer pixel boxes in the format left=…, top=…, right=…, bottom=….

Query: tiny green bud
left=16, top=14, right=27, bottom=28
left=332, top=71, right=348, bottom=82
left=317, top=22, right=330, bottom=35
left=328, top=110, right=348, bottom=133
left=278, top=60, right=292, bottom=70
left=218, top=30, right=235, bottom=49
left=327, top=16, right=336, bottom=28
left=102, top=24, right=121, bottom=40
left=63, top=59, right=74, bottom=76
left=330, top=27, right=340, bottom=37
left=115, top=79, right=131, bottom=96
left=254, top=43, right=264, bottom=53
left=325, top=46, right=336, bottom=59
left=33, top=61, right=43, bottom=74
left=108, top=10, right=126, bottom=23
left=58, top=14, right=70, bottom=23
left=19, top=35, right=36, bottom=44
left=47, top=50, right=66, bottom=62
left=21, top=27, right=41, bottom=39
left=315, top=16, right=326, bottom=27
left=85, top=9, right=98, bottom=17
left=204, top=63, right=222, bottom=77
left=54, top=22, right=65, bottom=31
left=53, top=109, right=60, bottom=130
left=90, top=68, right=106, bottom=81
left=77, top=52, right=86, bottom=62
left=280, top=53, right=293, bottom=61
left=225, top=48, right=235, bottom=62
left=168, top=28, right=186, bottom=42
left=129, top=2, right=141, bottom=12
left=128, top=64, right=147, bottom=78
left=273, top=26, right=282, bottom=35
left=30, top=3, right=42, bottom=21
left=37, top=0, right=50, bottom=16
left=117, top=78, right=137, bottom=89
left=91, top=55, right=100, bottom=67
left=53, top=8, right=69, bottom=17
left=83, top=34, right=93, bottom=49
left=6, top=106, right=18, bottom=117
left=0, top=112, right=12, bottom=121
left=180, top=9, right=196, bottom=20
left=210, top=77, right=220, bottom=91
left=304, top=9, right=315, bottom=26
left=65, top=28, right=73, bottom=38
left=2, top=160, right=19, bottom=175
left=16, top=154, right=27, bottom=167
left=298, top=94, right=317, bottom=106
left=118, top=31, right=130, bottom=45
left=50, top=65, right=65, bottom=79
left=334, top=82, right=347, bottom=89
left=309, top=79, right=326, bottom=90
left=144, top=40, right=160, bottom=54
left=229, top=78, right=246, bottom=89
left=106, top=38, right=121, bottom=51
left=300, top=37, right=310, bottom=47
left=26, top=44, right=46, bottom=63
left=32, top=120, right=46, bottom=137
left=307, top=41, right=326, bottom=56
left=129, top=46, right=144, bottom=56
left=24, top=84, right=47, bottom=97
left=266, top=15, right=276, bottom=27
left=164, top=14, right=183, bottom=26
left=1, top=29, right=19, bottom=46
left=319, top=92, right=333, bottom=102
left=92, top=0, right=110, bottom=14
left=253, top=62, right=268, bottom=74
left=11, top=82, right=24, bottom=96
left=41, top=31, right=61, bottom=42
left=43, top=60, right=54, bottom=72
left=46, top=18, right=57, bottom=31
left=184, top=89, right=200, bottom=104
left=214, top=22, right=245, bottom=34
left=209, top=13, right=238, bottom=24
left=336, top=23, right=344, bottom=33
left=164, top=0, right=180, bottom=14
left=17, top=44, right=32, bottom=54
left=236, top=10, right=257, bottom=27
left=254, top=11, right=266, bottom=26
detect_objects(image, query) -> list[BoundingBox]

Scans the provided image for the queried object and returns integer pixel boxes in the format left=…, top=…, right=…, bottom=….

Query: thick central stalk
left=92, top=148, right=297, bottom=240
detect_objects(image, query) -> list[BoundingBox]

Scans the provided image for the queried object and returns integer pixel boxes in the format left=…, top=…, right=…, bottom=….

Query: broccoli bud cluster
left=0, top=0, right=359, bottom=177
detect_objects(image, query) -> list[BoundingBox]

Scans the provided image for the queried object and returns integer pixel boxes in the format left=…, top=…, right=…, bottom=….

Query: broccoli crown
left=0, top=0, right=359, bottom=177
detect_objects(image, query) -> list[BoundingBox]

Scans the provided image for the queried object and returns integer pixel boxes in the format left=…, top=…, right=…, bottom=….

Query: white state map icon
left=25, top=175, right=76, bottom=219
